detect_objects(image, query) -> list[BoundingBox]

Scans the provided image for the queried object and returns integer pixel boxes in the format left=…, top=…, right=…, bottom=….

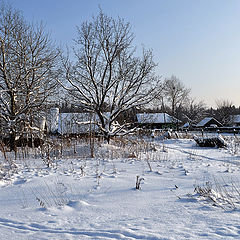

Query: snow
left=230, top=115, right=240, bottom=124
left=48, top=108, right=59, bottom=133
left=56, top=112, right=113, bottom=135
left=196, top=117, right=213, bottom=127
left=136, top=113, right=180, bottom=124
left=196, top=117, right=222, bottom=127
left=181, top=122, right=190, bottom=128
left=0, top=134, right=240, bottom=239
left=58, top=112, right=98, bottom=134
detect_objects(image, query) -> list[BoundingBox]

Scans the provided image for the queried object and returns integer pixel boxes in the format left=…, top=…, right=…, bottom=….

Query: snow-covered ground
left=1, top=135, right=240, bottom=239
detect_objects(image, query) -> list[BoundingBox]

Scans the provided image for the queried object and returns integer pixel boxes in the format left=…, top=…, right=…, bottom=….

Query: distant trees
left=214, top=99, right=234, bottom=125
left=162, top=75, right=190, bottom=117
left=60, top=10, right=160, bottom=142
left=0, top=3, right=58, bottom=150
left=182, top=98, right=206, bottom=125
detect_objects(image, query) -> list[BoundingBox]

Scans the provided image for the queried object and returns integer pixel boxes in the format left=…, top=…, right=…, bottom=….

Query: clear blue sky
left=9, top=0, right=240, bottom=107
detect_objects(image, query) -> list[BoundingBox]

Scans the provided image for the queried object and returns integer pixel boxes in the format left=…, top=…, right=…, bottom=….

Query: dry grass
left=194, top=177, right=240, bottom=210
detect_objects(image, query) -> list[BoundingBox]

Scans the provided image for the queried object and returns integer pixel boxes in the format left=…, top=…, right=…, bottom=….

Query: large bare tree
left=60, top=11, right=160, bottom=142
left=163, top=75, right=190, bottom=117
left=0, top=3, right=58, bottom=150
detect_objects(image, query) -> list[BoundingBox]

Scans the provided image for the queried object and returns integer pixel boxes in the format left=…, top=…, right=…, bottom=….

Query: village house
left=58, top=112, right=98, bottom=135
left=136, top=113, right=181, bottom=129
left=195, top=117, right=223, bottom=128
left=47, top=108, right=112, bottom=136
left=47, top=109, right=184, bottom=135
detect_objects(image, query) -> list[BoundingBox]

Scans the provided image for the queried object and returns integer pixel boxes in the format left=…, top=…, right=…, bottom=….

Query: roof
left=196, top=117, right=222, bottom=127
left=181, top=122, right=190, bottom=128
left=57, top=112, right=112, bottom=134
left=136, top=113, right=180, bottom=124
left=196, top=117, right=213, bottom=127
left=58, top=112, right=99, bottom=134
left=230, top=115, right=240, bottom=123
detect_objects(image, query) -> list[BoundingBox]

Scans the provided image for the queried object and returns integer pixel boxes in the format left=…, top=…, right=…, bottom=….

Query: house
left=136, top=113, right=181, bottom=129
left=49, top=110, right=182, bottom=135
left=195, top=117, right=223, bottom=128
left=229, top=115, right=240, bottom=127
left=49, top=110, right=115, bottom=135
left=58, top=112, right=99, bottom=135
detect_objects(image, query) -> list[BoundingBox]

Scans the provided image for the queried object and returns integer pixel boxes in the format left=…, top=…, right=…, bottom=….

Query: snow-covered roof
left=230, top=115, right=240, bottom=123
left=136, top=113, right=180, bottom=124
left=58, top=112, right=99, bottom=134
left=181, top=122, right=190, bottom=128
left=196, top=117, right=222, bottom=127
left=196, top=117, right=213, bottom=127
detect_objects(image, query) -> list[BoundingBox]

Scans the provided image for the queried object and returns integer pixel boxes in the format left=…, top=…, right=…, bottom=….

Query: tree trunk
left=103, top=132, right=111, bottom=144
left=9, top=132, right=16, bottom=152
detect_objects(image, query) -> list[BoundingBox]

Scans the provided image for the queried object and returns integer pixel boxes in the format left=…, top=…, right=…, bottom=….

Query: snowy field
left=1, top=134, right=240, bottom=239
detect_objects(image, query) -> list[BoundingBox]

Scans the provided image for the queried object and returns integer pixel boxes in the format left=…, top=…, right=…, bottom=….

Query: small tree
left=60, top=10, right=160, bottom=142
left=0, top=3, right=58, bottom=150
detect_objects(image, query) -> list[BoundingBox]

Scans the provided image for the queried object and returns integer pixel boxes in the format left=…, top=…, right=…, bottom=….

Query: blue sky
left=9, top=0, right=240, bottom=107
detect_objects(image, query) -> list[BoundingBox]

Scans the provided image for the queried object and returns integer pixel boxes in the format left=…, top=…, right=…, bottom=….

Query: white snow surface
left=1, top=135, right=240, bottom=239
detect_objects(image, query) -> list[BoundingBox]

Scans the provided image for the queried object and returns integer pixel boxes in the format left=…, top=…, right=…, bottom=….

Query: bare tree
left=0, top=3, right=59, bottom=150
left=182, top=98, right=206, bottom=125
left=215, top=99, right=234, bottom=125
left=163, top=75, right=190, bottom=117
left=60, top=10, right=160, bottom=142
